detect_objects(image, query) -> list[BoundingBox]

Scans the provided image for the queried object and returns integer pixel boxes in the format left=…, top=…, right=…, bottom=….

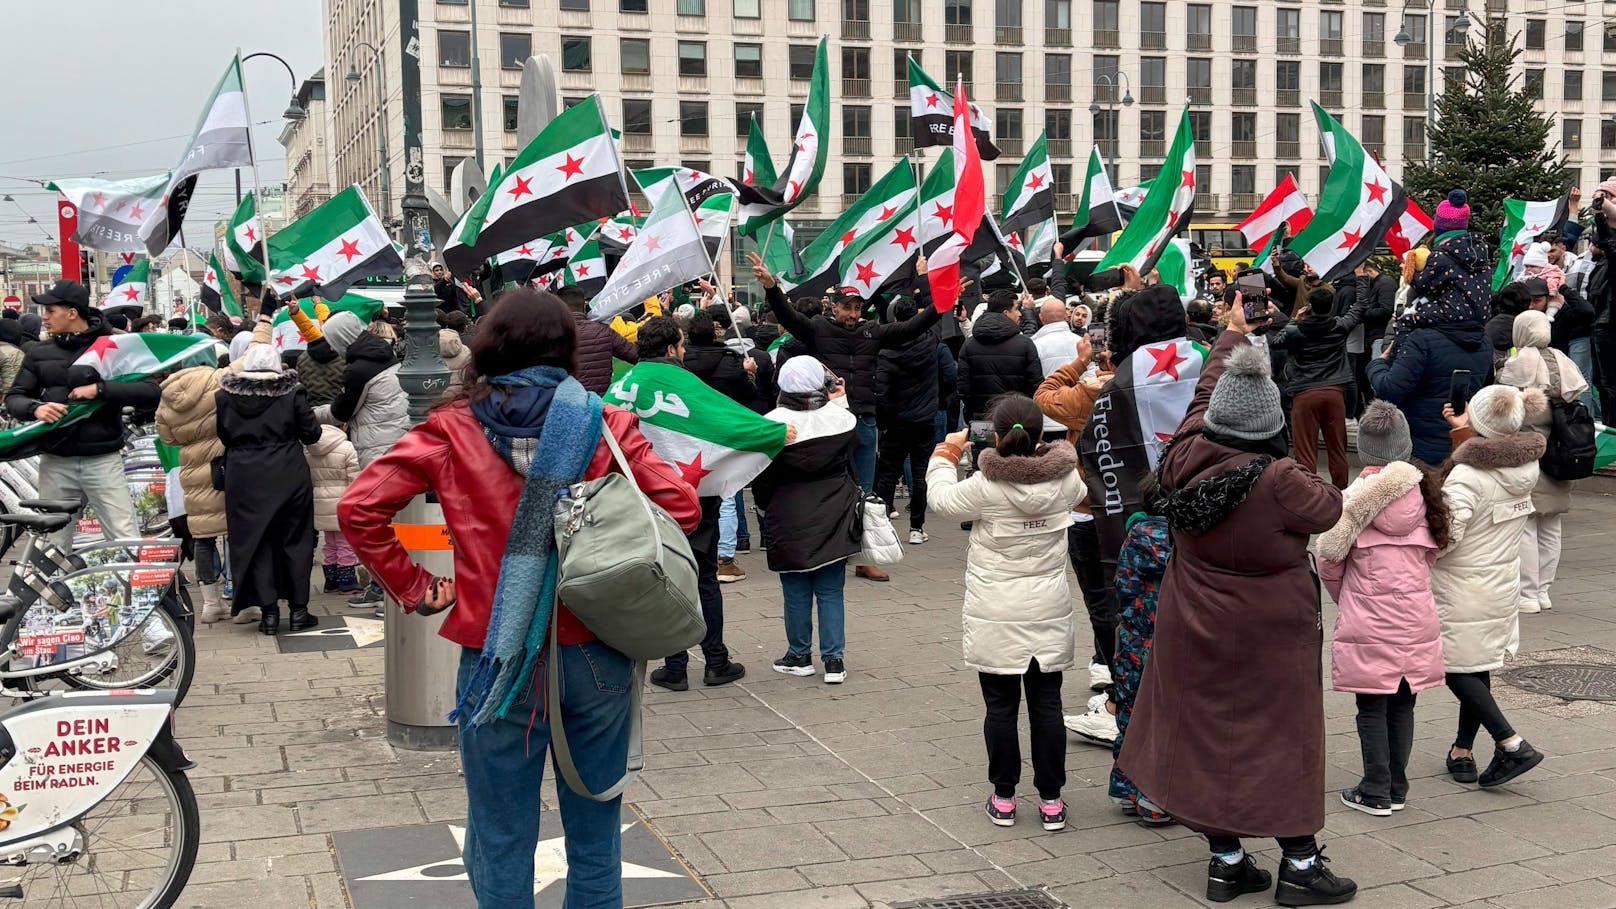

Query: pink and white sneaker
left=986, top=793, right=1016, bottom=827
left=1037, top=797, right=1067, bottom=831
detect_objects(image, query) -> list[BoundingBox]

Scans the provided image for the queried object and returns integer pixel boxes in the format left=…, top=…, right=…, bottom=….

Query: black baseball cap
left=1521, top=276, right=1551, bottom=298
left=31, top=279, right=91, bottom=312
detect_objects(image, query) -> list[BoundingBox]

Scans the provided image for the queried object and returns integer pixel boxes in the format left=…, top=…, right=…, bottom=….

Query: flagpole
left=712, top=195, right=736, bottom=302
left=598, top=93, right=636, bottom=217
left=760, top=220, right=779, bottom=262
left=236, top=48, right=278, bottom=309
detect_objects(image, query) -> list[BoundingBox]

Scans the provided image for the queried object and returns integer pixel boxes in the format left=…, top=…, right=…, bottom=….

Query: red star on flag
left=1154, top=432, right=1175, bottom=443
left=617, top=227, right=634, bottom=241
left=575, top=263, right=591, bottom=276
left=1511, top=240, right=1527, bottom=257
left=1337, top=227, right=1363, bottom=251
left=337, top=239, right=363, bottom=262
left=551, top=248, right=566, bottom=258
left=205, top=270, right=216, bottom=285
left=840, top=229, right=857, bottom=246
left=508, top=176, right=534, bottom=199
left=300, top=264, right=322, bottom=282
left=244, top=225, right=257, bottom=242
left=128, top=204, right=144, bottom=219
left=788, top=179, right=803, bottom=198
left=932, top=203, right=953, bottom=227
left=1026, top=172, right=1047, bottom=191
left=122, top=286, right=140, bottom=301
left=1527, top=223, right=1542, bottom=233
left=90, top=192, right=107, bottom=209
left=517, top=244, right=535, bottom=257
left=877, top=205, right=897, bottom=221
left=891, top=227, right=916, bottom=251
left=854, top=260, right=880, bottom=287
left=1179, top=170, right=1195, bottom=190
left=83, top=334, right=119, bottom=368
left=644, top=234, right=662, bottom=251
left=1364, top=178, right=1388, bottom=205
left=557, top=154, right=585, bottom=180
left=743, top=169, right=754, bottom=185
left=274, top=275, right=296, bottom=286
left=1145, top=343, right=1188, bottom=380
left=1008, top=233, right=1023, bottom=250
left=925, top=94, right=940, bottom=109
left=675, top=453, right=712, bottom=487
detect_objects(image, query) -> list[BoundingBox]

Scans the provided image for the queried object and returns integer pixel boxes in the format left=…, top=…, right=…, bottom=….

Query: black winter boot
left=1275, top=847, right=1357, bottom=906
left=1206, top=853, right=1272, bottom=903
left=288, top=606, right=319, bottom=632
left=258, top=605, right=280, bottom=636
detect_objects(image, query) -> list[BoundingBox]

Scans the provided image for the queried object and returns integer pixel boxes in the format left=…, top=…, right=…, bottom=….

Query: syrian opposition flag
left=1236, top=174, right=1312, bottom=251
left=908, top=57, right=1000, bottom=161
left=780, top=159, right=917, bottom=298
left=693, top=193, right=735, bottom=261
left=1288, top=103, right=1407, bottom=282
left=1024, top=218, right=1057, bottom=269
left=597, top=214, right=644, bottom=257
left=201, top=251, right=244, bottom=318
left=1058, top=147, right=1125, bottom=252
left=442, top=96, right=628, bottom=275
left=603, top=361, right=787, bottom=498
left=565, top=235, right=608, bottom=296
left=100, top=258, right=150, bottom=311
left=737, top=39, right=829, bottom=238
left=1155, top=238, right=1199, bottom=304
left=999, top=132, right=1055, bottom=234
left=270, top=293, right=385, bottom=353
left=1385, top=197, right=1433, bottom=261
left=737, top=114, right=783, bottom=237
left=1097, top=108, right=1195, bottom=274
left=1077, top=336, right=1208, bottom=568
left=49, top=174, right=173, bottom=255
left=266, top=186, right=402, bottom=299
left=838, top=195, right=921, bottom=299
left=142, top=56, right=254, bottom=256
left=588, top=183, right=711, bottom=322
left=633, top=166, right=737, bottom=209
left=926, top=78, right=987, bottom=314
left=223, top=192, right=267, bottom=284
left=1252, top=221, right=1288, bottom=276
left=1491, top=194, right=1571, bottom=290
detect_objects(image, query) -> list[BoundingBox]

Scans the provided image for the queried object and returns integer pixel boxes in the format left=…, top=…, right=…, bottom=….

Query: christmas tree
left=1403, top=31, right=1569, bottom=236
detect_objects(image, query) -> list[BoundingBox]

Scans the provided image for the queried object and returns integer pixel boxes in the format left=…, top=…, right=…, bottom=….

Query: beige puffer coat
left=439, top=329, right=471, bottom=398
left=1497, top=311, right=1588, bottom=515
left=306, top=425, right=358, bottom=532
left=155, top=366, right=227, bottom=538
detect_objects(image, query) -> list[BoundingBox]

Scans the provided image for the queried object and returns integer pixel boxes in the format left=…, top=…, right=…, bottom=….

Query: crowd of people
left=8, top=177, right=1615, bottom=909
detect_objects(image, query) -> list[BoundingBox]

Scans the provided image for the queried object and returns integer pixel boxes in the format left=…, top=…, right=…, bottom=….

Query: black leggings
left=1209, top=835, right=1317, bottom=859
left=980, top=659, right=1066, bottom=800
left=1446, top=671, right=1516, bottom=750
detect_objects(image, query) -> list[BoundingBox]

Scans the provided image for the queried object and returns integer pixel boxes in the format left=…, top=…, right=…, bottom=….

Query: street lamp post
left=346, top=43, right=394, bottom=225
left=238, top=52, right=308, bottom=205
left=1395, top=4, right=1472, bottom=158
left=1089, top=72, right=1134, bottom=181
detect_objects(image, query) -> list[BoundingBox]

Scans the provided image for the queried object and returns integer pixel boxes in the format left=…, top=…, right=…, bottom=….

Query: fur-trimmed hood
left=1316, top=462, right=1426, bottom=561
left=978, top=441, right=1077, bottom=485
left=1450, top=430, right=1545, bottom=471
left=219, top=369, right=300, bottom=397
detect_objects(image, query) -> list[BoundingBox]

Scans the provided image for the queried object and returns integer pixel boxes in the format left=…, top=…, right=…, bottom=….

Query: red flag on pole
left=927, top=77, right=985, bottom=313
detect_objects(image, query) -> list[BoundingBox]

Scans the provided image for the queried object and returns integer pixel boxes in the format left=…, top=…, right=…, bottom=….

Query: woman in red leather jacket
left=339, top=289, right=699, bottom=909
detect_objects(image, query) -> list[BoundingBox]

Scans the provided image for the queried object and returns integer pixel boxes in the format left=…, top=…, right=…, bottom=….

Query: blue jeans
left=718, top=494, right=737, bottom=559
left=852, top=414, right=878, bottom=492
left=733, top=490, right=750, bottom=544
left=780, top=560, right=847, bottom=659
left=456, top=643, right=634, bottom=909
left=1569, top=336, right=1598, bottom=419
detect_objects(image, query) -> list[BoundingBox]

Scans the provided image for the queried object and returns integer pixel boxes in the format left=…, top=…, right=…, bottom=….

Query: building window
left=499, top=33, right=532, bottom=69
left=559, top=0, right=587, bottom=10
left=1276, top=60, right=1299, bottom=92
left=1233, top=6, right=1256, bottom=38
left=620, top=0, right=647, bottom=11
left=677, top=0, right=705, bottom=14
left=736, top=101, right=763, bottom=136
left=996, top=107, right=1022, bottom=140
left=1403, top=116, right=1425, bottom=148
left=995, top=164, right=1019, bottom=195
left=1232, top=59, right=1257, bottom=91
left=896, top=48, right=918, bottom=84
left=1231, top=111, right=1256, bottom=145
left=1186, top=4, right=1211, bottom=37
left=1566, top=21, right=1584, bottom=52
left=1364, top=63, right=1384, bottom=93
left=1604, top=71, right=1616, bottom=102
left=1319, top=62, right=1343, bottom=92
left=438, top=30, right=470, bottom=67
left=441, top=93, right=472, bottom=129
left=734, top=0, right=759, bottom=16
left=1604, top=119, right=1616, bottom=149
left=1606, top=23, right=1616, bottom=53
left=1276, top=112, right=1300, bottom=145
left=1046, top=0, right=1070, bottom=29
left=1566, top=70, right=1583, bottom=100
left=1092, top=0, right=1117, bottom=31
left=788, top=0, right=814, bottom=20
left=623, top=98, right=652, bottom=134
left=895, top=0, right=920, bottom=23
left=500, top=0, right=529, bottom=5
left=1403, top=14, right=1427, bottom=45
left=1140, top=1, right=1165, bottom=35
left=945, top=0, right=970, bottom=25
left=893, top=106, right=910, bottom=140
left=1187, top=58, right=1212, bottom=91
left=1140, top=109, right=1165, bottom=142
left=1140, top=56, right=1165, bottom=95
left=735, top=44, right=762, bottom=79
left=678, top=41, right=707, bottom=77
left=789, top=45, right=816, bottom=80
left=1139, top=164, right=1161, bottom=184
left=679, top=100, right=708, bottom=136
left=1276, top=7, right=1299, bottom=38
left=1404, top=64, right=1426, bottom=96
left=945, top=50, right=973, bottom=85
left=1046, top=108, right=1071, bottom=141
left=1525, top=68, right=1544, bottom=100
left=997, top=0, right=1021, bottom=28
left=1231, top=164, right=1256, bottom=196
left=1363, top=12, right=1384, bottom=42
left=844, top=105, right=871, bottom=138
left=502, top=95, right=519, bottom=131
left=621, top=38, right=649, bottom=74
left=844, top=163, right=872, bottom=194
left=1362, top=115, right=1384, bottom=148
left=843, top=46, right=871, bottom=79
left=1524, top=19, right=1545, bottom=49
left=1187, top=110, right=1211, bottom=152
left=1320, top=10, right=1343, bottom=41
left=1564, top=119, right=1583, bottom=149
left=561, top=36, right=590, bottom=72
left=791, top=103, right=805, bottom=126
left=998, top=52, right=1023, bottom=86
left=1276, top=163, right=1300, bottom=185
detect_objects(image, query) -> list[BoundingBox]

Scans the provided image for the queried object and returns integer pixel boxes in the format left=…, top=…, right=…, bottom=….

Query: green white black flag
left=588, top=183, right=711, bottom=321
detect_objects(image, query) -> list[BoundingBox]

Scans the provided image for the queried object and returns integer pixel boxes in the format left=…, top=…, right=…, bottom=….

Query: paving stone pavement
left=174, top=493, right=1616, bottom=908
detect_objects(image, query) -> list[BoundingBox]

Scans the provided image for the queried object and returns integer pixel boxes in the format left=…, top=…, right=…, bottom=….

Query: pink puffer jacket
left=1316, top=462, right=1446, bottom=695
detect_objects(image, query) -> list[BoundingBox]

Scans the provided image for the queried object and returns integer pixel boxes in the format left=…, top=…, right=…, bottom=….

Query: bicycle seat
left=0, top=512, right=72, bottom=533
left=0, top=596, right=19, bottom=623
left=18, top=498, right=84, bottom=514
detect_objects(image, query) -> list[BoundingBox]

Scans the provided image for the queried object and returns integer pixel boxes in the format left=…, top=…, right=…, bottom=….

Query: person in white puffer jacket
left=927, top=392, right=1085, bottom=834
left=306, top=425, right=360, bottom=595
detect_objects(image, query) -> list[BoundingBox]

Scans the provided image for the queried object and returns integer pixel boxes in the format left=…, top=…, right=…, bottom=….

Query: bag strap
left=598, top=418, right=634, bottom=477
left=1543, top=350, right=1564, bottom=401
left=547, top=609, right=646, bottom=802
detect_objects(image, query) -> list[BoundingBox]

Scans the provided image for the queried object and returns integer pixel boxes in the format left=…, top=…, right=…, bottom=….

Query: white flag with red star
left=99, top=258, right=150, bottom=312
left=588, top=183, right=711, bottom=322
left=266, top=186, right=402, bottom=299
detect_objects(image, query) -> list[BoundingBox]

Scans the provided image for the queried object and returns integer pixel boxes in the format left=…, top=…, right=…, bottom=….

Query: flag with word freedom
left=48, top=174, right=170, bottom=255
left=907, top=57, right=1000, bottom=160
left=588, top=183, right=711, bottom=322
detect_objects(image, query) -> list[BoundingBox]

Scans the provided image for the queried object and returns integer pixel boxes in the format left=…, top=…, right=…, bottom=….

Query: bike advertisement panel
left=12, top=568, right=174, bottom=670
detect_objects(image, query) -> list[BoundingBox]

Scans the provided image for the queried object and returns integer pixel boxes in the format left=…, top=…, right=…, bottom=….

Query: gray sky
left=0, top=0, right=323, bottom=253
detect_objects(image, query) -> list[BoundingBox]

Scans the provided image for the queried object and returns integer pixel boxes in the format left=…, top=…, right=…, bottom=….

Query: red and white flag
left=1236, top=174, right=1312, bottom=252
left=1384, top=197, right=1433, bottom=260
left=927, top=78, right=985, bottom=314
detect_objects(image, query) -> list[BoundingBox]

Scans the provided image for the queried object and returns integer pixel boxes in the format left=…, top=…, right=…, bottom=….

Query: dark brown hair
left=989, top=393, right=1043, bottom=457
left=1418, top=466, right=1452, bottom=550
left=440, top=288, right=575, bottom=409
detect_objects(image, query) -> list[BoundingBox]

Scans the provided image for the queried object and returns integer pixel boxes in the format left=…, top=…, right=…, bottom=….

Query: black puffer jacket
left=5, top=320, right=160, bottom=456
left=875, top=326, right=942, bottom=424
left=1549, top=283, right=1595, bottom=353
left=296, top=339, right=346, bottom=409
left=572, top=311, right=638, bottom=394
left=1276, top=299, right=1366, bottom=394
left=765, top=284, right=942, bottom=416
left=957, top=312, right=1043, bottom=419
left=683, top=342, right=758, bottom=409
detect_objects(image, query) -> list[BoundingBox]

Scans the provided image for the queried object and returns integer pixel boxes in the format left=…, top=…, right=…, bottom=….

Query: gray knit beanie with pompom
left=1357, top=400, right=1413, bottom=466
left=1203, top=343, right=1285, bottom=441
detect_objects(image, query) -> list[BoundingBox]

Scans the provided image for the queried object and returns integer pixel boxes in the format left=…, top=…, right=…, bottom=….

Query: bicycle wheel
left=24, top=608, right=196, bottom=705
left=6, top=755, right=199, bottom=909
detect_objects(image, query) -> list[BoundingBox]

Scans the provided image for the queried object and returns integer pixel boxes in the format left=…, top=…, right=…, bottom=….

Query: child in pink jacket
left=1316, top=402, right=1447, bottom=816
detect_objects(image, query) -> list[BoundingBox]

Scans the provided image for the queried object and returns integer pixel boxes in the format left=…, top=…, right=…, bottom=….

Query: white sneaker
left=1518, top=598, right=1541, bottom=615
left=1065, top=696, right=1119, bottom=746
left=908, top=529, right=928, bottom=545
left=1538, top=594, right=1553, bottom=611
left=888, top=508, right=900, bottom=519
left=233, top=606, right=261, bottom=625
left=1089, top=661, right=1112, bottom=691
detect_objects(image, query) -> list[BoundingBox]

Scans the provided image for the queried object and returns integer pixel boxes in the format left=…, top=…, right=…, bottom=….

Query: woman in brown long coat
left=1119, top=303, right=1357, bottom=907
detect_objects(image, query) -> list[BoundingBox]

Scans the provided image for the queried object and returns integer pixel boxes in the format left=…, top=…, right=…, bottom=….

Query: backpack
left=1539, top=353, right=1597, bottom=481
